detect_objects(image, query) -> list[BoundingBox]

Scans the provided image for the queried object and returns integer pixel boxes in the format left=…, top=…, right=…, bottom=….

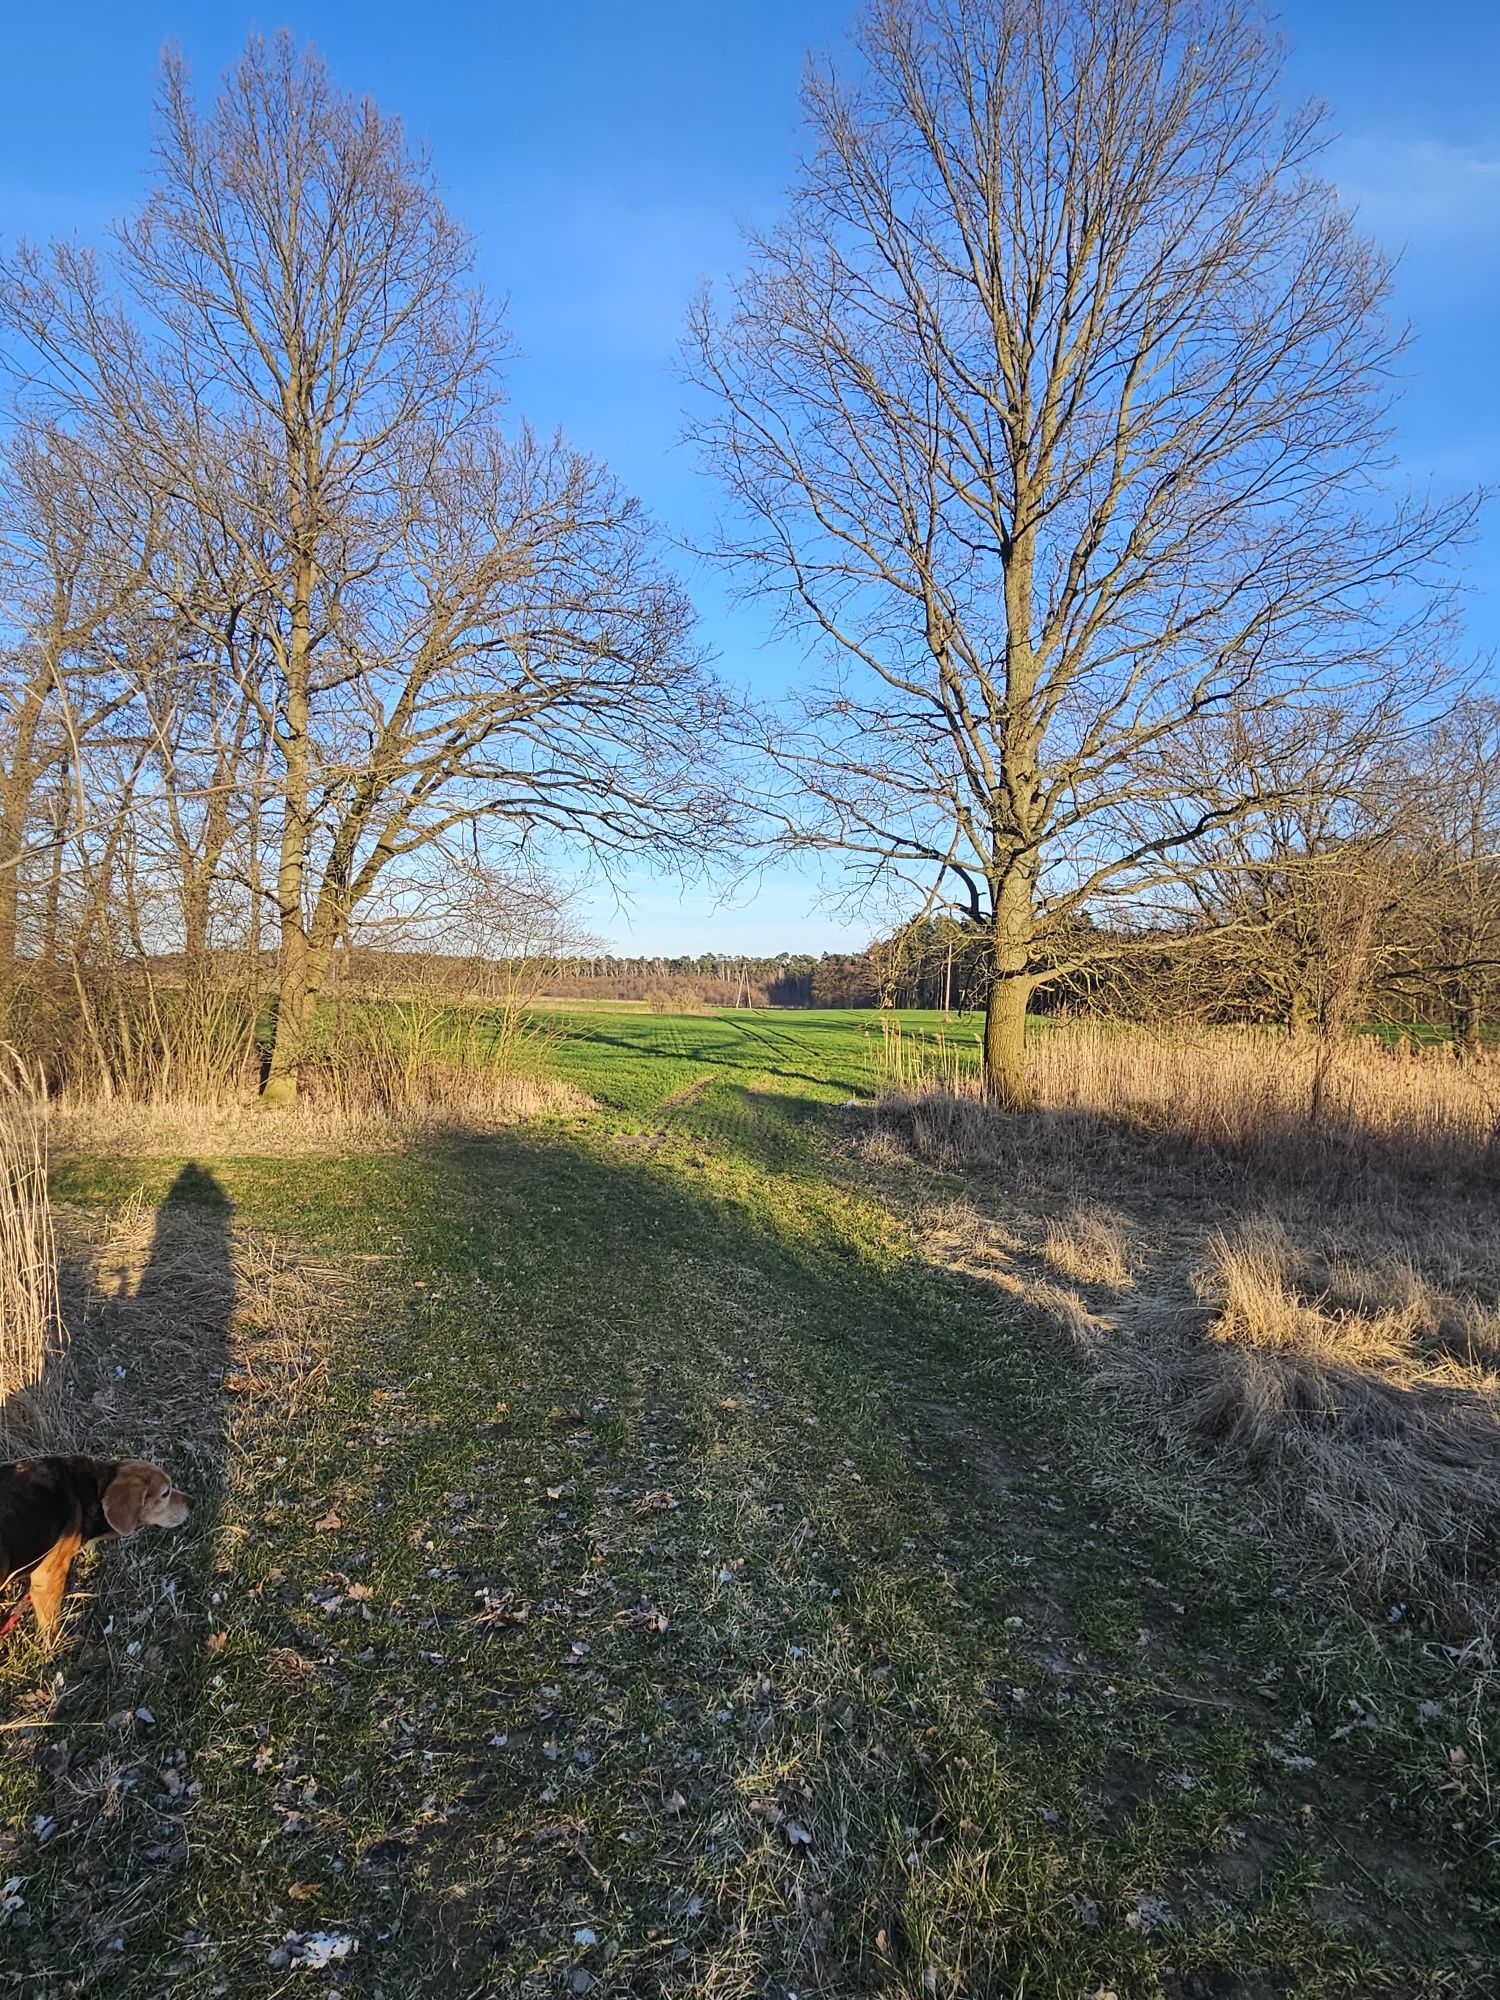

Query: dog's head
left=99, top=1460, right=191, bottom=1537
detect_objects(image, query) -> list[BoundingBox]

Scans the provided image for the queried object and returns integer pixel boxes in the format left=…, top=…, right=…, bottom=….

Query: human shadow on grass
left=3, top=1160, right=233, bottom=1590
left=0, top=1163, right=235, bottom=1988
left=91, top=1160, right=235, bottom=1498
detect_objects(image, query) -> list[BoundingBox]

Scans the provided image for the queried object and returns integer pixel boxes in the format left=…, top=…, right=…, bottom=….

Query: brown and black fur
left=0, top=1457, right=190, bottom=1637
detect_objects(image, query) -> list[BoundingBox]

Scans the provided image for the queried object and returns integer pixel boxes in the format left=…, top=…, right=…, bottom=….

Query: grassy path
left=0, top=1013, right=1491, bottom=1995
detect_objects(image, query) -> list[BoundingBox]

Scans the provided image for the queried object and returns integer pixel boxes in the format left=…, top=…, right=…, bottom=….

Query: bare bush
left=646, top=984, right=710, bottom=1015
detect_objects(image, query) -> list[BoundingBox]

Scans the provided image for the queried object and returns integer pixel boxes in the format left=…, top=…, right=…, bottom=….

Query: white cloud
left=1329, top=136, right=1500, bottom=248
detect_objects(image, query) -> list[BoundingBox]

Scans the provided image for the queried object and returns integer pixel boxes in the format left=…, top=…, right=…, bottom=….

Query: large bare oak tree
left=690, top=0, right=1470, bottom=1104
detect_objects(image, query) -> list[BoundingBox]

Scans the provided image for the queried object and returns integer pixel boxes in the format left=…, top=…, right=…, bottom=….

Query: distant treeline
left=536, top=946, right=986, bottom=1010
left=293, top=890, right=1500, bottom=1037
left=536, top=956, right=815, bottom=1008
left=103, top=862, right=1500, bottom=1045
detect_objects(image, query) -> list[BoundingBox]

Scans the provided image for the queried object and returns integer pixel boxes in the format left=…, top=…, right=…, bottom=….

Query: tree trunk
left=982, top=958, right=1033, bottom=1110
left=262, top=938, right=308, bottom=1103
left=0, top=678, right=51, bottom=1025
left=979, top=839, right=1038, bottom=1110
left=261, top=547, right=315, bottom=1106
left=1454, top=991, right=1482, bottom=1060
left=175, top=829, right=209, bottom=986
left=40, top=758, right=68, bottom=969
left=263, top=949, right=308, bottom=1105
left=0, top=826, right=23, bottom=1028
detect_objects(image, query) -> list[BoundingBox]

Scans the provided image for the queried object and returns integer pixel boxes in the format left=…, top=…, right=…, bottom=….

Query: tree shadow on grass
left=338, top=1120, right=1492, bottom=1993
left=557, top=1019, right=848, bottom=1101
left=1, top=1115, right=1486, bottom=1994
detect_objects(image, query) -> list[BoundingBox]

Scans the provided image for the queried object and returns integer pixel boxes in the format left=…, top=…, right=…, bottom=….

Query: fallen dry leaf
left=472, top=1588, right=530, bottom=1628
left=615, top=1601, right=669, bottom=1633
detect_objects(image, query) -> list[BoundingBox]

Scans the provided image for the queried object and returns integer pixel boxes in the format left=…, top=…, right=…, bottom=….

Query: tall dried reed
left=882, top=1021, right=1500, bottom=1185
left=53, top=1070, right=594, bottom=1160
left=0, top=1050, right=68, bottom=1452
left=301, top=996, right=581, bottom=1126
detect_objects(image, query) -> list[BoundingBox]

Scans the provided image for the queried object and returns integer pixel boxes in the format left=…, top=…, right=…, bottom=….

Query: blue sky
left=2, top=2, right=1495, bottom=955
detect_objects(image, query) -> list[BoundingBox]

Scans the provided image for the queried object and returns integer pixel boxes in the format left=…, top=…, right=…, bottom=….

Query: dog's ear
left=100, top=1462, right=156, bottom=1536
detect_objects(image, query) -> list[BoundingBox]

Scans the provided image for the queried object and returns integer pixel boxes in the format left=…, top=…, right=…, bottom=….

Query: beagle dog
left=0, top=1457, right=190, bottom=1637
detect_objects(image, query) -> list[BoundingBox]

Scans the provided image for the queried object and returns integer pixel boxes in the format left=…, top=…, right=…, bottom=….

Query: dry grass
left=866, top=1023, right=1500, bottom=1633
left=885, top=1021, right=1500, bottom=1183
left=1112, top=1216, right=1500, bottom=1614
left=0, top=1051, right=68, bottom=1453
left=52, top=1068, right=593, bottom=1158
left=1030, top=1022, right=1500, bottom=1180
left=1044, top=1203, right=1136, bottom=1287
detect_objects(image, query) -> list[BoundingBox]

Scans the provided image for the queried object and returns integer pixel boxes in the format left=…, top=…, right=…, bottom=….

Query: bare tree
left=1386, top=700, right=1500, bottom=1053
left=3, top=33, right=723, bottom=1102
left=0, top=419, right=152, bottom=1026
left=690, top=0, right=1470, bottom=1104
left=1146, top=700, right=1409, bottom=1031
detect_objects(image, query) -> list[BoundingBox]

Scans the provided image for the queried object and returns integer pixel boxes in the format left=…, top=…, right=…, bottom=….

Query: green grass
left=539, top=1003, right=981, bottom=1114
left=0, top=1010, right=1493, bottom=1996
